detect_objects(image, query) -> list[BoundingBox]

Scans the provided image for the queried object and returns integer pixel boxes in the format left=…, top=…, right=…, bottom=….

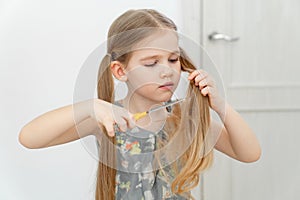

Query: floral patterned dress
left=114, top=101, right=190, bottom=200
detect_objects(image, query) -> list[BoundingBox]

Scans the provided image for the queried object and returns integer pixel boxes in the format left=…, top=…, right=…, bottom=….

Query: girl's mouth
left=159, top=82, right=174, bottom=90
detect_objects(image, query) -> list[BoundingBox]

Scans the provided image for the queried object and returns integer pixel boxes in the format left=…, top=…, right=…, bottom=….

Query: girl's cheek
left=127, top=71, right=160, bottom=88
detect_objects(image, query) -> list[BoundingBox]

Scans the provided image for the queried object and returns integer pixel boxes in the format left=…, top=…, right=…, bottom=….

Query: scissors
left=132, top=98, right=186, bottom=121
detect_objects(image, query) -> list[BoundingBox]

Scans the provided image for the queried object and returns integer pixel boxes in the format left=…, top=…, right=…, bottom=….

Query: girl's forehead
left=132, top=30, right=179, bottom=55
left=132, top=48, right=180, bottom=59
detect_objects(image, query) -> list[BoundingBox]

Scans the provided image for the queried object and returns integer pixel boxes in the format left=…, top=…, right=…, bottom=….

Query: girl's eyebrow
left=139, top=50, right=180, bottom=61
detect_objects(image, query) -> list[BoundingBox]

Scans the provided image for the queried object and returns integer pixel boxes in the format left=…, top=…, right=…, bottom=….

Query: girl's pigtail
left=95, top=54, right=116, bottom=200
left=97, top=54, right=115, bottom=102
left=168, top=48, right=214, bottom=199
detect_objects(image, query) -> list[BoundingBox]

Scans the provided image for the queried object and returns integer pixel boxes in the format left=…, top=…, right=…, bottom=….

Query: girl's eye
left=169, top=57, right=179, bottom=63
left=143, top=57, right=179, bottom=67
left=144, top=60, right=158, bottom=67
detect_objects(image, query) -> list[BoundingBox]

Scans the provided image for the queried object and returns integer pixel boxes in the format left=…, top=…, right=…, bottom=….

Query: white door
left=199, top=0, right=300, bottom=200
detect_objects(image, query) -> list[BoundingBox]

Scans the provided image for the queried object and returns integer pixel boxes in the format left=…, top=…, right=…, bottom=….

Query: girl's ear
left=110, top=61, right=128, bottom=82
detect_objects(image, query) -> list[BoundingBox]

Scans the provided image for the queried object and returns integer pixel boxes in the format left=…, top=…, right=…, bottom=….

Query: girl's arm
left=188, top=70, right=261, bottom=163
left=213, top=103, right=261, bottom=163
left=19, top=98, right=136, bottom=149
left=19, top=99, right=97, bottom=149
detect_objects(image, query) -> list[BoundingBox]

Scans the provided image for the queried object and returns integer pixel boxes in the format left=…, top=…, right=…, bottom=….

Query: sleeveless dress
left=113, top=101, right=190, bottom=200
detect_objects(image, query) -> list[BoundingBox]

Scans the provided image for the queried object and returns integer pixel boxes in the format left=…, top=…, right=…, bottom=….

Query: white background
left=0, top=0, right=184, bottom=199
left=3, top=1, right=299, bottom=200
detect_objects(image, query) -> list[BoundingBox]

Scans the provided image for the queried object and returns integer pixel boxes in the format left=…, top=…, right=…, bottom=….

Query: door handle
left=208, top=31, right=240, bottom=42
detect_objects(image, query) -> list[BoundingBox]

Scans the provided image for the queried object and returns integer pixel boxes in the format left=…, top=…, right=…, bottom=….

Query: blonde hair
left=95, top=9, right=213, bottom=200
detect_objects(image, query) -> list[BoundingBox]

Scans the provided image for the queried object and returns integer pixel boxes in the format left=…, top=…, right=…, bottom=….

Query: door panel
left=201, top=0, right=300, bottom=200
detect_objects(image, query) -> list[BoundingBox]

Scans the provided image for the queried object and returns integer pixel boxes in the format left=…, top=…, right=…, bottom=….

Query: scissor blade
left=148, top=98, right=185, bottom=113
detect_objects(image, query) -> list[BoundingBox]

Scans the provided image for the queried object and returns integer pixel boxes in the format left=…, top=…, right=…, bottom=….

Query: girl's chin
left=131, top=89, right=174, bottom=102
left=155, top=94, right=173, bottom=102
left=141, top=94, right=172, bottom=103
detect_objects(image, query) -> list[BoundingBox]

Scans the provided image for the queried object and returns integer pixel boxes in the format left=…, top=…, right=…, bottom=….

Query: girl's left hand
left=188, top=69, right=225, bottom=114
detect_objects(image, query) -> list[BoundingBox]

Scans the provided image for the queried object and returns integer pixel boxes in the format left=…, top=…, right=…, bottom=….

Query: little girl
left=19, top=9, right=261, bottom=200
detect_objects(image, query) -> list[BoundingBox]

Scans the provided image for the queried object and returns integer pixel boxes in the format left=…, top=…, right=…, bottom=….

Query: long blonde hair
left=96, top=9, right=213, bottom=200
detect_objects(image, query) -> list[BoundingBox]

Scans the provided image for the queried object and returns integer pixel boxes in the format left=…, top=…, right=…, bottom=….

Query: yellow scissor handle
left=133, top=111, right=147, bottom=121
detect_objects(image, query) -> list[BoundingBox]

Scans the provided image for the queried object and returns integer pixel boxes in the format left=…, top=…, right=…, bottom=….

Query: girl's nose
left=160, top=65, right=173, bottom=78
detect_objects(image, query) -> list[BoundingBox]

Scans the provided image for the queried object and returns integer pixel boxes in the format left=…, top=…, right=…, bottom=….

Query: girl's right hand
left=90, top=99, right=136, bottom=137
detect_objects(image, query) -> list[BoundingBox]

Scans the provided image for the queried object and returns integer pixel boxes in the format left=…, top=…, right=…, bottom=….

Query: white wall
left=0, top=1, right=184, bottom=199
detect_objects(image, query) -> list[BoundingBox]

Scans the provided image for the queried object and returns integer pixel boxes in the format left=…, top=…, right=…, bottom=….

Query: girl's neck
left=121, top=95, right=163, bottom=114
left=118, top=92, right=169, bottom=132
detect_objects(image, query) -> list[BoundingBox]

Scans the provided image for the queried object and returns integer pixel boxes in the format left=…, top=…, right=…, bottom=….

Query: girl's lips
left=159, top=82, right=174, bottom=90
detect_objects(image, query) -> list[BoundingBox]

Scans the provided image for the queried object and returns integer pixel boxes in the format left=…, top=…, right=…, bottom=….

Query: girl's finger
left=198, top=78, right=208, bottom=90
left=126, top=112, right=136, bottom=129
left=200, top=86, right=210, bottom=96
left=115, top=116, right=128, bottom=132
left=118, top=110, right=136, bottom=130
left=188, top=69, right=207, bottom=80
left=187, top=70, right=198, bottom=80
left=195, top=74, right=208, bottom=85
left=102, top=120, right=115, bottom=137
